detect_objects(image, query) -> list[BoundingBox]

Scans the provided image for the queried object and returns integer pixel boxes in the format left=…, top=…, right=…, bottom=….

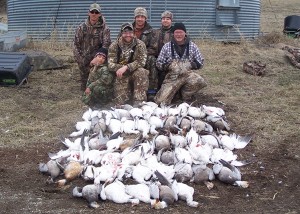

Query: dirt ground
left=0, top=0, right=300, bottom=213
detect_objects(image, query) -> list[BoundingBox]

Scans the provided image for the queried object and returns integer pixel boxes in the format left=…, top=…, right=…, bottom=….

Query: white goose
left=219, top=133, right=252, bottom=150
left=120, top=117, right=139, bottom=134
left=125, top=183, right=153, bottom=204
left=100, top=180, right=139, bottom=205
left=172, top=180, right=199, bottom=207
left=69, top=121, right=91, bottom=137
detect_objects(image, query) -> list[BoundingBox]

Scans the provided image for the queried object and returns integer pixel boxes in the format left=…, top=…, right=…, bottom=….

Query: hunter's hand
left=116, top=65, right=128, bottom=78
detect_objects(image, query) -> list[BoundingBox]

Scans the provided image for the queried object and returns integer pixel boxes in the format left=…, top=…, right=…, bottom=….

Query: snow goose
left=219, top=133, right=252, bottom=150
left=192, top=163, right=215, bottom=189
left=174, top=162, right=193, bottom=183
left=100, top=180, right=139, bottom=205
left=111, top=107, right=132, bottom=120
left=188, top=145, right=212, bottom=165
left=125, top=183, right=153, bottom=203
left=170, top=132, right=187, bottom=148
left=87, top=129, right=108, bottom=150
left=213, top=159, right=249, bottom=188
left=174, top=147, right=193, bottom=164
left=188, top=105, right=206, bottom=119
left=106, top=135, right=123, bottom=151
left=82, top=108, right=93, bottom=121
left=153, top=133, right=170, bottom=151
left=72, top=183, right=102, bottom=208
left=120, top=117, right=139, bottom=134
left=172, top=180, right=199, bottom=207
left=202, top=105, right=225, bottom=117
left=206, top=115, right=230, bottom=131
left=157, top=148, right=175, bottom=165
left=38, top=159, right=61, bottom=182
left=134, top=117, right=150, bottom=138
left=177, top=102, right=190, bottom=117
left=107, top=118, right=122, bottom=135
left=69, top=121, right=91, bottom=137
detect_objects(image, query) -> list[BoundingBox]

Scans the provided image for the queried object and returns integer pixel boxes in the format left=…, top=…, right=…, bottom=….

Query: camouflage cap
left=134, top=7, right=148, bottom=19
left=89, top=3, right=101, bottom=12
left=161, top=11, right=173, bottom=20
left=121, top=22, right=134, bottom=32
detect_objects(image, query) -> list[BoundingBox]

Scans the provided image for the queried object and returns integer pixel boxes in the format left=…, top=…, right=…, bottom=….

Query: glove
left=162, top=63, right=171, bottom=71
left=191, top=60, right=201, bottom=70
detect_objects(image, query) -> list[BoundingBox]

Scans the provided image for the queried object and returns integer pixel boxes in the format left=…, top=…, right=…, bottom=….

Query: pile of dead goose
left=38, top=101, right=252, bottom=209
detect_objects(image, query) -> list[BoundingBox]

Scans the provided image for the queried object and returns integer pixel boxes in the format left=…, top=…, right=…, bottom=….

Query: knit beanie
left=161, top=11, right=173, bottom=20
left=134, top=7, right=148, bottom=19
left=172, top=22, right=186, bottom=33
left=95, top=47, right=108, bottom=58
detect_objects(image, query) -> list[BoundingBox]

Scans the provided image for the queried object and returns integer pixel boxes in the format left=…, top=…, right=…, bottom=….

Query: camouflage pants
left=145, top=55, right=158, bottom=90
left=154, top=71, right=207, bottom=105
left=113, top=68, right=149, bottom=105
left=78, top=62, right=91, bottom=91
left=82, top=86, right=114, bottom=106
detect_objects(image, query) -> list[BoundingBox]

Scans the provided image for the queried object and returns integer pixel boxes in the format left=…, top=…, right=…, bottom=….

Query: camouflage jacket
left=73, top=16, right=111, bottom=66
left=133, top=21, right=156, bottom=56
left=108, top=37, right=147, bottom=74
left=153, top=26, right=173, bottom=57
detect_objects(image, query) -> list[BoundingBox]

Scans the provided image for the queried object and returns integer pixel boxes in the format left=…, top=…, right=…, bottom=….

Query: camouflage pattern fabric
left=285, top=47, right=300, bottom=69
left=133, top=21, right=158, bottom=90
left=133, top=21, right=156, bottom=56
left=108, top=37, right=149, bottom=105
left=153, top=27, right=173, bottom=57
left=82, top=65, right=115, bottom=106
left=153, top=26, right=173, bottom=89
left=113, top=68, right=149, bottom=105
left=73, top=16, right=111, bottom=89
left=154, top=60, right=207, bottom=105
left=145, top=55, right=158, bottom=89
left=242, top=61, right=266, bottom=76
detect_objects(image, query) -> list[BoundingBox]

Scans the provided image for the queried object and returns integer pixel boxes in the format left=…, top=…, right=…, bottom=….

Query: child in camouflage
left=82, top=48, right=115, bottom=107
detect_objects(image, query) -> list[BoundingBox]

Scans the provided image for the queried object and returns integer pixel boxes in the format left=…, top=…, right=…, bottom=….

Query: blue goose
left=72, top=183, right=102, bottom=208
left=213, top=159, right=249, bottom=188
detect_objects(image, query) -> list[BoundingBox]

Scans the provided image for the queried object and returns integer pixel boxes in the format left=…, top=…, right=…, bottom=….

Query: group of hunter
left=73, top=3, right=207, bottom=107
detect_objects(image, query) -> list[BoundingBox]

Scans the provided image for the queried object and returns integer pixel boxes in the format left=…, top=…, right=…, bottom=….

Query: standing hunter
left=153, top=10, right=174, bottom=90
left=108, top=23, right=149, bottom=106
left=132, top=7, right=158, bottom=92
left=154, top=22, right=207, bottom=105
left=73, top=3, right=111, bottom=91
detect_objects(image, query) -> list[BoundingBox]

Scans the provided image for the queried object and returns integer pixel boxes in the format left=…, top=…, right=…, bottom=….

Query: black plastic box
left=284, top=15, right=300, bottom=31
left=0, top=52, right=33, bottom=86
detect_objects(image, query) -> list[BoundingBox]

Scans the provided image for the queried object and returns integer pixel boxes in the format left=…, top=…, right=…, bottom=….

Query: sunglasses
left=90, top=10, right=100, bottom=14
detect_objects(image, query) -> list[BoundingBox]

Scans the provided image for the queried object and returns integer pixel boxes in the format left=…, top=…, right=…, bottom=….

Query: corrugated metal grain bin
left=0, top=31, right=28, bottom=51
left=7, top=0, right=261, bottom=42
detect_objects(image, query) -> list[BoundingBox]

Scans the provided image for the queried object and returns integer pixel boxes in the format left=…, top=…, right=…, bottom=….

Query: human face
left=161, top=17, right=172, bottom=28
left=96, top=55, right=106, bottom=65
left=135, top=15, right=146, bottom=28
left=88, top=10, right=101, bottom=25
left=173, top=29, right=186, bottom=44
left=122, top=30, right=134, bottom=43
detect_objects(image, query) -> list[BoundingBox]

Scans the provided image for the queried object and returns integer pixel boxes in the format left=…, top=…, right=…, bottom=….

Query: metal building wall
left=7, top=0, right=260, bottom=42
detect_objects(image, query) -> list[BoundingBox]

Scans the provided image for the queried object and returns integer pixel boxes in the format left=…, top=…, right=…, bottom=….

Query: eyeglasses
left=90, top=10, right=100, bottom=14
